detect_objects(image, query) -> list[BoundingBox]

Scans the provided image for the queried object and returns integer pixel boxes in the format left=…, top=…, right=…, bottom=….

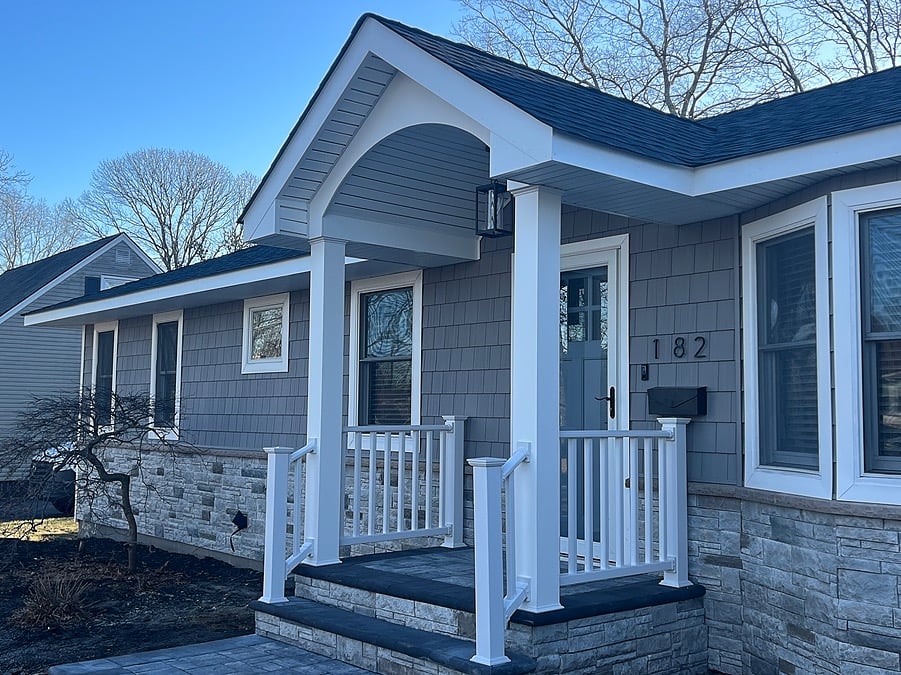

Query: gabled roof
left=0, top=236, right=120, bottom=319
left=30, top=244, right=309, bottom=316
left=374, top=15, right=901, bottom=167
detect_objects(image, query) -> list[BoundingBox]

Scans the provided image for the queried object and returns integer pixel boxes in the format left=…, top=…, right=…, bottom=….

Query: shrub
left=11, top=569, right=92, bottom=627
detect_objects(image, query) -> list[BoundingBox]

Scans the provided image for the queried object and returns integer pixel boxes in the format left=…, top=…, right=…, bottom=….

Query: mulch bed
left=0, top=531, right=263, bottom=675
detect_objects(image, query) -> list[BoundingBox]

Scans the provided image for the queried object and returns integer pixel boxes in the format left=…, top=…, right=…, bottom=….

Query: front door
left=558, top=236, right=629, bottom=550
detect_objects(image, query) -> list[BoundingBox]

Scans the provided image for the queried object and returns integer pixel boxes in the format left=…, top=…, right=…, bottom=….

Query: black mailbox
left=647, top=387, right=707, bottom=417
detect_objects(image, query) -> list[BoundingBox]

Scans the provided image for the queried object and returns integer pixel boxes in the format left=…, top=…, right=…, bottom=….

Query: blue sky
left=0, top=1, right=463, bottom=205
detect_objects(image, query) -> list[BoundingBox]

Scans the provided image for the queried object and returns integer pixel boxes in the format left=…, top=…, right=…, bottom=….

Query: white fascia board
left=241, top=25, right=383, bottom=235
left=550, top=132, right=695, bottom=194
left=24, top=256, right=364, bottom=327
left=358, top=19, right=553, bottom=175
left=0, top=235, right=132, bottom=326
left=552, top=121, right=901, bottom=199
left=692, top=122, right=901, bottom=194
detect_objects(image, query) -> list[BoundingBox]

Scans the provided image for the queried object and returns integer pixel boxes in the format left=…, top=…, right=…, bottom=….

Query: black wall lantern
left=475, top=181, right=514, bottom=237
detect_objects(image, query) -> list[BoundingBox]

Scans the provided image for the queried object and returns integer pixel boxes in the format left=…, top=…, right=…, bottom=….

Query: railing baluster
left=353, top=431, right=362, bottom=537
left=438, top=432, right=446, bottom=529
left=615, top=437, right=624, bottom=567
left=658, top=439, right=668, bottom=563
left=505, top=472, right=516, bottom=599
left=397, top=432, right=407, bottom=532
left=367, top=432, right=376, bottom=536
left=567, top=438, right=577, bottom=575
left=599, top=437, right=609, bottom=570
left=644, top=438, right=653, bottom=564
left=426, top=431, right=434, bottom=529
left=583, top=438, right=594, bottom=573
left=412, top=431, right=421, bottom=530
left=382, top=433, right=391, bottom=534
left=629, top=437, right=639, bottom=566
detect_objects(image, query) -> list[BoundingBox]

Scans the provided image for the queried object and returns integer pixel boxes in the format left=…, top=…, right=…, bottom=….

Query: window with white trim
left=349, top=272, right=422, bottom=426
left=742, top=198, right=832, bottom=499
left=241, top=294, right=289, bottom=374
left=150, top=310, right=183, bottom=434
left=834, top=181, right=901, bottom=503
left=92, top=321, right=118, bottom=428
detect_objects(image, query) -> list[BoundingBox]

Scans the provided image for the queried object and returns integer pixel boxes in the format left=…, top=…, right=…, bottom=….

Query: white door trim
left=560, top=234, right=630, bottom=429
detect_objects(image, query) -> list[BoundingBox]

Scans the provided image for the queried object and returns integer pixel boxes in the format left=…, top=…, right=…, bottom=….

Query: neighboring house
left=0, top=235, right=159, bottom=480
left=25, top=14, right=901, bottom=674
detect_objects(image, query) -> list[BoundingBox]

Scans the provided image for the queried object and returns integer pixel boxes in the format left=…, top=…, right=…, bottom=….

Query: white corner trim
left=348, top=270, right=423, bottom=426
left=740, top=197, right=832, bottom=499
left=241, top=293, right=290, bottom=374
left=150, top=309, right=184, bottom=439
left=833, top=180, right=901, bottom=504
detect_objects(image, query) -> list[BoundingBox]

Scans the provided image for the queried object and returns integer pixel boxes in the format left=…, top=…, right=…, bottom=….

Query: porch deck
left=291, top=546, right=704, bottom=626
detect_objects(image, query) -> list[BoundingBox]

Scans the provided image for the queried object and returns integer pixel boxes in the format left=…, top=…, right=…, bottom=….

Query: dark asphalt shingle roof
left=30, top=244, right=309, bottom=315
left=0, top=236, right=120, bottom=318
left=373, top=15, right=901, bottom=166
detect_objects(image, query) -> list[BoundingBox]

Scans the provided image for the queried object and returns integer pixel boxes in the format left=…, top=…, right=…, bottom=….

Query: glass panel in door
left=560, top=266, right=609, bottom=540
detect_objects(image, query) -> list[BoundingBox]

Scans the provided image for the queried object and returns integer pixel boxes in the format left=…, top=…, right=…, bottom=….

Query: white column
left=468, top=457, right=509, bottom=666
left=658, top=417, right=692, bottom=588
left=441, top=415, right=467, bottom=548
left=304, top=236, right=346, bottom=566
left=510, top=185, right=563, bottom=612
left=260, top=446, right=292, bottom=603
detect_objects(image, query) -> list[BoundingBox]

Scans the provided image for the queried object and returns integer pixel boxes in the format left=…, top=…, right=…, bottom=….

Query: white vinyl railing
left=468, top=444, right=531, bottom=667
left=259, top=439, right=317, bottom=604
left=560, top=418, right=690, bottom=589
left=342, top=416, right=465, bottom=549
left=467, top=418, right=691, bottom=665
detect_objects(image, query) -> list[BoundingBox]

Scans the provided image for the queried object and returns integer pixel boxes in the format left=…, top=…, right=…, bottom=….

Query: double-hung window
left=242, top=294, right=290, bottom=374
left=834, top=182, right=901, bottom=503
left=151, top=310, right=183, bottom=434
left=92, top=321, right=118, bottom=428
left=742, top=198, right=832, bottom=498
left=350, top=272, right=422, bottom=426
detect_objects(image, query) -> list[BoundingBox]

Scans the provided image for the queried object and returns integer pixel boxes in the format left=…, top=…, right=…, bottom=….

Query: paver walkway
left=48, top=634, right=372, bottom=674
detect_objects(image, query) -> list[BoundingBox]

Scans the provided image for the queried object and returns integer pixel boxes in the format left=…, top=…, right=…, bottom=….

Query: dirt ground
left=0, top=514, right=263, bottom=675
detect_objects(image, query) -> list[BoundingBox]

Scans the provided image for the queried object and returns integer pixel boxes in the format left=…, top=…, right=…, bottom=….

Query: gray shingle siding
left=421, top=236, right=512, bottom=459
left=561, top=206, right=742, bottom=486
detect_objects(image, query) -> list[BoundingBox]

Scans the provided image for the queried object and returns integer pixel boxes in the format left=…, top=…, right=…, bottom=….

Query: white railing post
left=442, top=416, right=467, bottom=548
left=468, top=457, right=509, bottom=666
left=260, top=446, right=293, bottom=604
left=658, top=418, right=692, bottom=588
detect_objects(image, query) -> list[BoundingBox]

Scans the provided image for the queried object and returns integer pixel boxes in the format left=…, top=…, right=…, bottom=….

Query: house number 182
left=652, top=336, right=707, bottom=360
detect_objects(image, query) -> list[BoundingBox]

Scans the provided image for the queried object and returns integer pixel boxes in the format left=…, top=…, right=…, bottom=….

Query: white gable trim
left=0, top=235, right=151, bottom=326
left=242, top=16, right=552, bottom=238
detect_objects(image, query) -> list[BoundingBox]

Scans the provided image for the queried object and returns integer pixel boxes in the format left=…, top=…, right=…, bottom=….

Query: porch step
left=251, top=596, right=536, bottom=675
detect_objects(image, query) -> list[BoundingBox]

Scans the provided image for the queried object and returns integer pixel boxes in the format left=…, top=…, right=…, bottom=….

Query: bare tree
left=220, top=171, right=260, bottom=255
left=792, top=0, right=900, bottom=77
left=0, top=151, right=83, bottom=271
left=0, top=390, right=187, bottom=571
left=455, top=0, right=901, bottom=118
left=70, top=149, right=257, bottom=271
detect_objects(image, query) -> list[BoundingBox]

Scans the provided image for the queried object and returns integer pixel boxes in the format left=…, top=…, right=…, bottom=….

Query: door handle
left=594, top=386, right=616, bottom=419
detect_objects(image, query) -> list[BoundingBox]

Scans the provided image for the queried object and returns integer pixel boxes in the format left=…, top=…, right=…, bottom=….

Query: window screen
left=756, top=228, right=818, bottom=469
left=359, top=288, right=413, bottom=425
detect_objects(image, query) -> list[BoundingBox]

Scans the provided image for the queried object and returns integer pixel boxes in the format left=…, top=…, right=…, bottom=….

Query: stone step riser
left=295, top=575, right=476, bottom=640
left=256, top=611, right=467, bottom=675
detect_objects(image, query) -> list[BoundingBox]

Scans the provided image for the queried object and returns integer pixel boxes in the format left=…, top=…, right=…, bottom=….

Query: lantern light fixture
left=475, top=181, right=514, bottom=237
